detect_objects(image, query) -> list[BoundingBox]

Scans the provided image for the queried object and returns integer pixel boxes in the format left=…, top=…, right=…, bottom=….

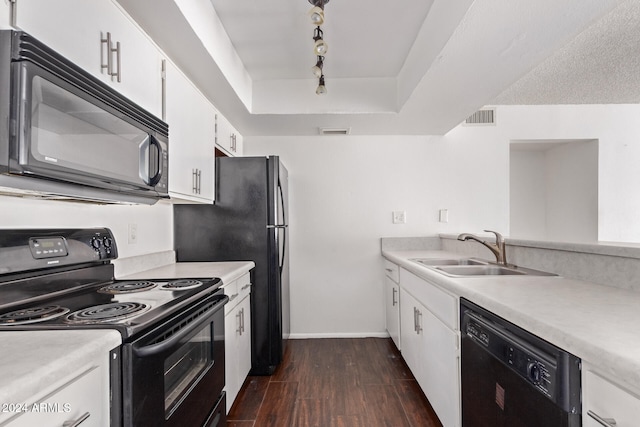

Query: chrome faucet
left=457, top=230, right=507, bottom=265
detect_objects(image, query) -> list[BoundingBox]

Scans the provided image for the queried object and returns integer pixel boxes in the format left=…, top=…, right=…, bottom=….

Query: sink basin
left=436, top=265, right=525, bottom=276
left=410, top=258, right=488, bottom=266
left=434, top=265, right=556, bottom=277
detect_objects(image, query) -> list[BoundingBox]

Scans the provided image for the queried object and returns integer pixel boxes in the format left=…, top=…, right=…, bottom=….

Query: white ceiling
left=118, top=0, right=637, bottom=136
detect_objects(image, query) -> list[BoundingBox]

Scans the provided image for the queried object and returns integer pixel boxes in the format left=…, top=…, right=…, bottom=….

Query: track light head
left=316, top=75, right=327, bottom=95
left=309, top=6, right=324, bottom=25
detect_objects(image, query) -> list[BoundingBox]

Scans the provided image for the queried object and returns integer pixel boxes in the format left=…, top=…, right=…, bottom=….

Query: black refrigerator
left=174, top=156, right=290, bottom=375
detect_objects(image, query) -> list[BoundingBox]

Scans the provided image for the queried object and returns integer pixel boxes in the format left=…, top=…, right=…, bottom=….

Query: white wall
left=245, top=104, right=640, bottom=337
left=244, top=132, right=508, bottom=337
left=510, top=149, right=547, bottom=238
left=0, top=196, right=173, bottom=259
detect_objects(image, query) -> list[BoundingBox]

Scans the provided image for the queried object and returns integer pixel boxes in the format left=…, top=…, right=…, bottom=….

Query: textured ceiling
left=493, top=0, right=640, bottom=105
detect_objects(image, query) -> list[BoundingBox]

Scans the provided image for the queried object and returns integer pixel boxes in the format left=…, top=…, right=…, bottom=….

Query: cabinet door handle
left=101, top=32, right=113, bottom=75
left=62, top=412, right=91, bottom=427
left=236, top=309, right=242, bottom=335
left=241, top=307, right=245, bottom=334
left=392, top=288, right=398, bottom=306
left=111, top=40, right=121, bottom=82
left=587, top=410, right=617, bottom=427
left=416, top=309, right=423, bottom=334
left=192, top=168, right=202, bottom=194
left=413, top=307, right=417, bottom=332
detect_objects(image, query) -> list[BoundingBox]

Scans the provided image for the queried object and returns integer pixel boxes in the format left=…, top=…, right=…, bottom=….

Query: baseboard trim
left=288, top=332, right=390, bottom=339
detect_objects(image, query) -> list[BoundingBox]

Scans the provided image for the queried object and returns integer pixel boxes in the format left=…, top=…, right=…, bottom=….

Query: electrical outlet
left=128, top=223, right=138, bottom=244
left=392, top=211, right=407, bottom=224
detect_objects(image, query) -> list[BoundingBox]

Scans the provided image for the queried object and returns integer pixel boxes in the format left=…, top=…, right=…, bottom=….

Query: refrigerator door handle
left=267, top=225, right=288, bottom=228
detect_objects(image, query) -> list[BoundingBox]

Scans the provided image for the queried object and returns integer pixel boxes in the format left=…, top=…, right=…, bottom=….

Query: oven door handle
left=132, top=295, right=228, bottom=358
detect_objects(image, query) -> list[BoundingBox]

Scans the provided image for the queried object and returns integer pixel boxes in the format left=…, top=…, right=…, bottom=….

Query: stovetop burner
left=99, top=281, right=158, bottom=294
left=160, top=279, right=204, bottom=290
left=0, top=305, right=71, bottom=325
left=65, top=302, right=149, bottom=324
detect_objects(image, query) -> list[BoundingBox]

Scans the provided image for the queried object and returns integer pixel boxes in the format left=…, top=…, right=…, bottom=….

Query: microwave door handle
left=139, top=135, right=163, bottom=186
left=132, top=296, right=228, bottom=358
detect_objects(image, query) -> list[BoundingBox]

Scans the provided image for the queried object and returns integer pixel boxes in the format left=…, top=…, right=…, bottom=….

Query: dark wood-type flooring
left=226, top=338, right=443, bottom=427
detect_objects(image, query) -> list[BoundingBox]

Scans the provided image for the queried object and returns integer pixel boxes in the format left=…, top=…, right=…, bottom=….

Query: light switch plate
left=392, top=211, right=407, bottom=224
left=439, top=209, right=449, bottom=223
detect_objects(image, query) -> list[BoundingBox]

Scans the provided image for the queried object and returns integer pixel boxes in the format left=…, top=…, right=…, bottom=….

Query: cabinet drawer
left=222, top=279, right=238, bottom=315
left=400, top=267, right=457, bottom=330
left=383, top=260, right=400, bottom=283
left=236, top=273, right=252, bottom=300
left=584, top=369, right=640, bottom=427
left=222, top=273, right=251, bottom=314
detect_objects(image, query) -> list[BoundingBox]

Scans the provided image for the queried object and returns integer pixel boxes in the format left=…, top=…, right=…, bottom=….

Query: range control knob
left=102, top=236, right=112, bottom=248
left=527, top=362, right=541, bottom=384
left=90, top=237, right=102, bottom=250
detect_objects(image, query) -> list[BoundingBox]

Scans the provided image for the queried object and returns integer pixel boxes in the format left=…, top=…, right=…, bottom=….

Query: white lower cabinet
left=384, top=260, right=401, bottom=350
left=583, top=364, right=640, bottom=427
left=223, top=273, right=252, bottom=413
left=3, top=363, right=109, bottom=427
left=399, top=268, right=460, bottom=427
left=400, top=289, right=427, bottom=383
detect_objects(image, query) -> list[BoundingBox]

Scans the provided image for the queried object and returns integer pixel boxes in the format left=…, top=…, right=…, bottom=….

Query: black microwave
left=0, top=30, right=169, bottom=204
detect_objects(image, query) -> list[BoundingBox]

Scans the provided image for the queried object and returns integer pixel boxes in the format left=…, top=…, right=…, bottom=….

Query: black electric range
left=0, top=228, right=228, bottom=427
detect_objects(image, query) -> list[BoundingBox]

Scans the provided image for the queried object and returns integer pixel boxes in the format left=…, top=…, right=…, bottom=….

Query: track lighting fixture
left=308, top=0, right=330, bottom=95
left=316, top=75, right=327, bottom=95
left=312, top=27, right=328, bottom=56
left=311, top=56, right=324, bottom=78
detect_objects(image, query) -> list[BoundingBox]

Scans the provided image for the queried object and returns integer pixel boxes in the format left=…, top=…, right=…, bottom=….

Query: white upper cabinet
left=1, top=1, right=10, bottom=29
left=13, top=0, right=163, bottom=117
left=165, top=60, right=215, bottom=203
left=216, top=112, right=243, bottom=157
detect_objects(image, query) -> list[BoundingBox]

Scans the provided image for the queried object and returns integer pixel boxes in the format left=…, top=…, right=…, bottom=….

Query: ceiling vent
left=319, top=127, right=351, bottom=135
left=464, top=108, right=496, bottom=126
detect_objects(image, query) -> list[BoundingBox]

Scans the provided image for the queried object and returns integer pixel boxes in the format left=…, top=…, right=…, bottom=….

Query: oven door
left=122, top=291, right=228, bottom=427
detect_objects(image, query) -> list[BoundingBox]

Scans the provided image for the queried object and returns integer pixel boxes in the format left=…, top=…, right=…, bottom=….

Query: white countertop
left=119, top=260, right=255, bottom=284
left=0, top=329, right=121, bottom=418
left=383, top=249, right=640, bottom=394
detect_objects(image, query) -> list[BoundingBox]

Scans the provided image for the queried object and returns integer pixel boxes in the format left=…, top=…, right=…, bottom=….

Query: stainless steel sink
left=434, top=264, right=556, bottom=277
left=410, top=258, right=488, bottom=266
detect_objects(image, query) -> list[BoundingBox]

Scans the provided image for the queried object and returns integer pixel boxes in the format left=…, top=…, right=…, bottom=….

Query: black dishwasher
left=460, top=298, right=581, bottom=427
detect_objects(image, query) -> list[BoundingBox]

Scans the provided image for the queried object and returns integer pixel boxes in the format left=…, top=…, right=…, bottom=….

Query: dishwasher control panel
left=463, top=313, right=559, bottom=399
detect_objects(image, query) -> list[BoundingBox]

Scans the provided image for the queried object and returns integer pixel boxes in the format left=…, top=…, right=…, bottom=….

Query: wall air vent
left=464, top=108, right=496, bottom=126
left=319, top=127, right=351, bottom=135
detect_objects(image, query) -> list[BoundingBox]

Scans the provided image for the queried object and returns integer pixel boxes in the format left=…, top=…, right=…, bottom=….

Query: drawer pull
left=587, top=410, right=617, bottom=427
left=385, top=268, right=394, bottom=273
left=229, top=293, right=239, bottom=302
left=62, top=412, right=90, bottom=427
left=241, top=283, right=252, bottom=291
